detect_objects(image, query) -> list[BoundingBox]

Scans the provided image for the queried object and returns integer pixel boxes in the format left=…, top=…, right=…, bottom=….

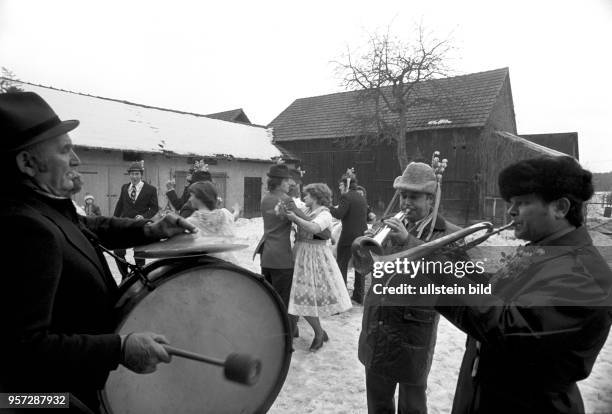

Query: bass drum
left=100, top=256, right=292, bottom=414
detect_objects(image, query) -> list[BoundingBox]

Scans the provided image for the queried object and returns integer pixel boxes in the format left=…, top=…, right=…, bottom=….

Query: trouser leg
left=262, top=267, right=297, bottom=336
left=336, top=245, right=351, bottom=285
left=397, top=382, right=427, bottom=414
left=365, top=369, right=397, bottom=414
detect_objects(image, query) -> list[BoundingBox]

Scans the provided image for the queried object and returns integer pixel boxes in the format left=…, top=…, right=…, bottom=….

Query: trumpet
left=352, top=220, right=515, bottom=274
left=351, top=210, right=407, bottom=274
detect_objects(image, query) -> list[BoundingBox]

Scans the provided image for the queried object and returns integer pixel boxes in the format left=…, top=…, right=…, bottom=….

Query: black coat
left=113, top=181, right=159, bottom=219
left=329, top=189, right=368, bottom=247
left=166, top=187, right=195, bottom=218
left=358, top=215, right=462, bottom=383
left=0, top=188, right=155, bottom=410
left=438, top=226, right=612, bottom=413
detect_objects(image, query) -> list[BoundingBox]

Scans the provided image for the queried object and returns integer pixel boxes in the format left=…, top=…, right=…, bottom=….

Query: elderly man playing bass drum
left=0, top=92, right=197, bottom=413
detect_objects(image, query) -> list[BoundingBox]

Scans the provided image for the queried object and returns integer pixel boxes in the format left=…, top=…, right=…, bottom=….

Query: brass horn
left=353, top=220, right=515, bottom=274
left=351, top=210, right=407, bottom=274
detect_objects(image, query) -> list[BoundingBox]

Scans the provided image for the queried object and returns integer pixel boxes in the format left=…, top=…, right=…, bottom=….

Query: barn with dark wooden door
left=270, top=67, right=578, bottom=225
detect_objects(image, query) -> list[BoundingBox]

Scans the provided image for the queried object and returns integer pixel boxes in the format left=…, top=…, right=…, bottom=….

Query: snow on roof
left=15, top=82, right=281, bottom=161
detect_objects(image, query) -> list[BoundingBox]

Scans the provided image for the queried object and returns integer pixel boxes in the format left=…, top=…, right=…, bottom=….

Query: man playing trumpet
left=358, top=159, right=462, bottom=414
left=435, top=156, right=612, bottom=414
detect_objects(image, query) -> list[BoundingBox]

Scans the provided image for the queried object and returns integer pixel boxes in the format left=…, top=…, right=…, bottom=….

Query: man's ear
left=552, top=197, right=571, bottom=219
left=15, top=151, right=38, bottom=178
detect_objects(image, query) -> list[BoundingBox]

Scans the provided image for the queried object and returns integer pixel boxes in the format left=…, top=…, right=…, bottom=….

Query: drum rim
left=100, top=258, right=293, bottom=414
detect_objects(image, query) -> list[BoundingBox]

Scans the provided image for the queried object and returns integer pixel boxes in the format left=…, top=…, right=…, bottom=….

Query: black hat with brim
left=0, top=92, right=79, bottom=152
left=267, top=164, right=291, bottom=179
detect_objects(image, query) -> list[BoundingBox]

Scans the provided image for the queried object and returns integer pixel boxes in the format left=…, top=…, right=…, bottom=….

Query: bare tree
left=336, top=24, right=454, bottom=170
left=0, top=67, right=24, bottom=93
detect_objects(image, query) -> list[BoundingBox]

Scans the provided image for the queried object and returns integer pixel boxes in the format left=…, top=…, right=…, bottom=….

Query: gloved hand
left=121, top=332, right=172, bottom=374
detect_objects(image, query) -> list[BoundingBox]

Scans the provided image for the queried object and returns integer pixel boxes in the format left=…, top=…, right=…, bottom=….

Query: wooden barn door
left=243, top=177, right=262, bottom=218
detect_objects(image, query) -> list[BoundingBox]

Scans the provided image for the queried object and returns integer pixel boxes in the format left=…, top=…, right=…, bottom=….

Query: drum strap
left=78, top=224, right=149, bottom=287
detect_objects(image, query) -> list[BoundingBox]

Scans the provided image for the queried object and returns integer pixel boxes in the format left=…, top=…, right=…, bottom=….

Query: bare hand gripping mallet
left=163, top=345, right=262, bottom=386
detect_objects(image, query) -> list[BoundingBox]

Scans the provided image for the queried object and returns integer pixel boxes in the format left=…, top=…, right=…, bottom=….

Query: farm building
left=270, top=67, right=575, bottom=225
left=10, top=80, right=289, bottom=218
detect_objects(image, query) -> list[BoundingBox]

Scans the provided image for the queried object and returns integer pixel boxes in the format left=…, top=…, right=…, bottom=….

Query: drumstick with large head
left=163, top=345, right=262, bottom=386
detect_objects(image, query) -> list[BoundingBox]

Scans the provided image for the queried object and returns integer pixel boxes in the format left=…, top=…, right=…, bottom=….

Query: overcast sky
left=1, top=0, right=611, bottom=171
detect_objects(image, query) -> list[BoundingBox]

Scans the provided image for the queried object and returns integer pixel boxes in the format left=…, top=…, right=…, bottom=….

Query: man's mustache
left=67, top=171, right=83, bottom=193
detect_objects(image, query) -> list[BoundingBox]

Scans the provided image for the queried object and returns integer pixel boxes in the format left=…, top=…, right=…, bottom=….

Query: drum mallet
left=163, top=345, right=262, bottom=386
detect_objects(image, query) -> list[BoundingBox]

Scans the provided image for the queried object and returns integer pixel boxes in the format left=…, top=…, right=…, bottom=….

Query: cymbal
left=134, top=233, right=248, bottom=259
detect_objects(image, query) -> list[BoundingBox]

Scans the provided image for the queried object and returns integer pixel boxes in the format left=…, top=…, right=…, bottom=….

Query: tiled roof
left=205, top=108, right=251, bottom=124
left=270, top=68, right=510, bottom=142
left=520, top=132, right=579, bottom=159
left=495, top=131, right=566, bottom=157
left=10, top=81, right=281, bottom=161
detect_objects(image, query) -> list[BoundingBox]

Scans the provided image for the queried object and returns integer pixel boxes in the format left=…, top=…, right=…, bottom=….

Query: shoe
left=309, top=330, right=329, bottom=352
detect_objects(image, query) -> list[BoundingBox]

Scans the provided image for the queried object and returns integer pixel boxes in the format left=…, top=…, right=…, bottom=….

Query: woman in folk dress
left=285, top=183, right=352, bottom=351
left=185, top=181, right=237, bottom=262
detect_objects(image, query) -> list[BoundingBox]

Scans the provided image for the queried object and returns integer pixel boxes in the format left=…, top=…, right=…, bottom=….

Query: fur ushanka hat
left=498, top=156, right=593, bottom=203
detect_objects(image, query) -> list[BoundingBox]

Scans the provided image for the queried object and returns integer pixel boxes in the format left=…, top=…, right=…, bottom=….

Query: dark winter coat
left=254, top=191, right=297, bottom=269
left=166, top=187, right=195, bottom=218
left=358, top=215, right=462, bottom=383
left=0, top=187, right=156, bottom=411
left=330, top=189, right=368, bottom=247
left=113, top=181, right=159, bottom=219
left=439, top=226, right=612, bottom=414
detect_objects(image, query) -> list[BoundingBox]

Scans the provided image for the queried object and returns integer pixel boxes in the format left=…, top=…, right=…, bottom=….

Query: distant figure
left=356, top=185, right=376, bottom=224
left=329, top=168, right=368, bottom=304
left=83, top=193, right=101, bottom=217
left=112, top=161, right=159, bottom=279
left=166, top=162, right=212, bottom=218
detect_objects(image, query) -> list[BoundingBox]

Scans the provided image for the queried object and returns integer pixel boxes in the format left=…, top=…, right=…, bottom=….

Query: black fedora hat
left=267, top=164, right=291, bottom=179
left=0, top=92, right=79, bottom=152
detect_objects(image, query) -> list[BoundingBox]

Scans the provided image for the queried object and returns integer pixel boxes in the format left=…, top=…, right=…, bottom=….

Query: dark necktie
left=130, top=185, right=137, bottom=201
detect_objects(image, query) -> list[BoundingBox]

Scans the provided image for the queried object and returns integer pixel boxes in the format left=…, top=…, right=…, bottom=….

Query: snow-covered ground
left=107, top=215, right=612, bottom=413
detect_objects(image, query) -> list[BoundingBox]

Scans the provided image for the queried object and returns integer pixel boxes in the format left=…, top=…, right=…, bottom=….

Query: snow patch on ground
left=106, top=217, right=612, bottom=413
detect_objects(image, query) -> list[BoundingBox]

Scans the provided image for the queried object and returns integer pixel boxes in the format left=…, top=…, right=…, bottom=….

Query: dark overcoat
left=166, top=187, right=195, bottom=218
left=329, top=189, right=368, bottom=247
left=253, top=192, right=296, bottom=269
left=0, top=187, right=155, bottom=410
left=358, top=215, right=461, bottom=383
left=438, top=226, right=612, bottom=414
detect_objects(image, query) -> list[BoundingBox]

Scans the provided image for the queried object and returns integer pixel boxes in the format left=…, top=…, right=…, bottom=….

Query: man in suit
left=435, top=156, right=612, bottom=413
left=0, top=92, right=197, bottom=412
left=330, top=170, right=368, bottom=303
left=254, top=163, right=299, bottom=337
left=113, top=161, right=159, bottom=278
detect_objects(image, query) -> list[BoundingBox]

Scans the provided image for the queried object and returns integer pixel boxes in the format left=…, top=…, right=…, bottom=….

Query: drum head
left=134, top=233, right=248, bottom=258
left=102, top=264, right=291, bottom=414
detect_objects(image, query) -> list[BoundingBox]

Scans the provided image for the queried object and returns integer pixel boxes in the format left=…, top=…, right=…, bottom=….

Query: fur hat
left=267, top=164, right=291, bottom=179
left=0, top=92, right=79, bottom=152
left=84, top=194, right=94, bottom=202
left=127, top=161, right=144, bottom=173
left=393, top=162, right=437, bottom=194
left=499, top=156, right=593, bottom=202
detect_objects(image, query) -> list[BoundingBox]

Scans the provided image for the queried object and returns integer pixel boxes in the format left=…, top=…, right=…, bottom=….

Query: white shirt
left=129, top=180, right=144, bottom=200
